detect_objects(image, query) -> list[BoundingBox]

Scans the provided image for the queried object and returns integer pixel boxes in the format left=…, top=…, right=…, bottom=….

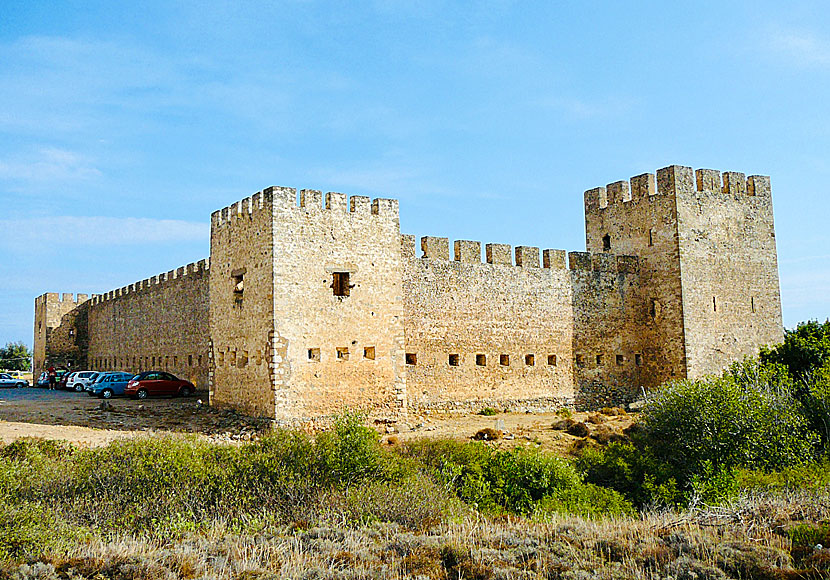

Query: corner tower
left=584, top=165, right=783, bottom=385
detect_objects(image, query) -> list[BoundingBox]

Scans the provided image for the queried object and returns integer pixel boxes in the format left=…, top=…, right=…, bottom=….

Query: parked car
left=56, top=369, right=70, bottom=389
left=0, top=373, right=27, bottom=388
left=66, top=371, right=99, bottom=392
left=125, top=371, right=194, bottom=399
left=36, top=372, right=50, bottom=388
left=87, top=372, right=134, bottom=399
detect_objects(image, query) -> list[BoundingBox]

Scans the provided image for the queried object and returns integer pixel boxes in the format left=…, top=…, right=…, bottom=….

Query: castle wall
left=584, top=168, right=690, bottom=387
left=268, top=190, right=405, bottom=421
left=570, top=252, right=646, bottom=407
left=86, top=261, right=209, bottom=389
left=402, top=237, right=575, bottom=410
left=675, top=169, right=784, bottom=376
left=210, top=191, right=276, bottom=416
left=33, top=293, right=90, bottom=376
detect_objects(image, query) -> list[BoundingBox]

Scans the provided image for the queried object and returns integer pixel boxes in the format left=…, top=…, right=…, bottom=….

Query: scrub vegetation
left=3, top=321, right=830, bottom=579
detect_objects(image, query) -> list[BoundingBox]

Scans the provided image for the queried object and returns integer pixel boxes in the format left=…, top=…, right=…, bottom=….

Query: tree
left=0, top=341, right=33, bottom=371
left=761, top=319, right=830, bottom=380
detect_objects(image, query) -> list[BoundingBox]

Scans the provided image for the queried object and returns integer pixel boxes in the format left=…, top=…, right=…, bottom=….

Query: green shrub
left=478, top=407, right=498, bottom=416
left=315, top=410, right=388, bottom=487
left=641, top=359, right=818, bottom=479
left=761, top=319, right=830, bottom=380
left=535, top=482, right=634, bottom=518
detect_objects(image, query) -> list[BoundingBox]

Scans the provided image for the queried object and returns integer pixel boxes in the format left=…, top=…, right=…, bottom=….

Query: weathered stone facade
left=34, top=164, right=784, bottom=418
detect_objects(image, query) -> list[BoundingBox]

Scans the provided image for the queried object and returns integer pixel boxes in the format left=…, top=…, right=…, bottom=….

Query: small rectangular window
left=751, top=296, right=756, bottom=313
left=602, top=234, right=611, bottom=251
left=547, top=354, right=557, bottom=366
left=239, top=351, right=248, bottom=368
left=648, top=228, right=654, bottom=247
left=332, top=272, right=350, bottom=297
left=188, top=354, right=193, bottom=367
left=500, top=354, right=510, bottom=366
left=197, top=355, right=202, bottom=367
left=173, top=356, right=178, bottom=367
left=525, top=354, right=535, bottom=366
left=405, top=353, right=417, bottom=365
left=596, top=354, right=603, bottom=365
left=448, top=354, right=459, bottom=366
left=364, top=346, right=375, bottom=360
left=231, top=268, right=244, bottom=305
left=635, top=354, right=643, bottom=366
left=308, top=348, right=320, bottom=362
left=616, top=354, right=624, bottom=366
left=476, top=354, right=486, bottom=366
left=336, top=347, right=349, bottom=361
left=576, top=354, right=585, bottom=367
left=229, top=352, right=236, bottom=367
left=650, top=299, right=658, bottom=320
left=713, top=296, right=717, bottom=312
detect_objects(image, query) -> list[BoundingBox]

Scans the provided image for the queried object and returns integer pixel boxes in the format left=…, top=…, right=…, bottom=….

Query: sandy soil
left=0, top=388, right=635, bottom=452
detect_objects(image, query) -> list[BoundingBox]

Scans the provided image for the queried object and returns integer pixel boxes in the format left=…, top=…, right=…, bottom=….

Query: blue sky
left=1, top=1, right=829, bottom=347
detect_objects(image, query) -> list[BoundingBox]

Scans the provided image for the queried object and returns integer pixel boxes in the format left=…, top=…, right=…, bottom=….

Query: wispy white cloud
left=0, top=147, right=102, bottom=183
left=765, top=28, right=830, bottom=67
left=0, top=216, right=207, bottom=248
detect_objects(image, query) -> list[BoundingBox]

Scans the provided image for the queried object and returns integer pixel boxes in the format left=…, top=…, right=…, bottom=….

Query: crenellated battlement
left=211, top=186, right=399, bottom=229
left=35, top=292, right=91, bottom=306
left=585, top=165, right=771, bottom=211
left=568, top=251, right=639, bottom=274
left=403, top=234, right=574, bottom=270
left=89, top=259, right=209, bottom=306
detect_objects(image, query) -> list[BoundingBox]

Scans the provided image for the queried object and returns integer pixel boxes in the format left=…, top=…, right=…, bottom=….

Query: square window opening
left=576, top=354, right=585, bottom=367
left=336, top=347, right=349, bottom=361
left=476, top=354, right=487, bottom=366
left=525, top=354, right=535, bottom=366
left=405, top=353, right=417, bottom=365
left=500, top=354, right=510, bottom=366
left=332, top=272, right=351, bottom=297
left=364, top=346, right=376, bottom=360
left=616, top=354, right=624, bottom=366
left=308, top=348, right=321, bottom=362
left=635, top=353, right=643, bottom=366
left=547, top=354, right=557, bottom=366
left=448, top=353, right=459, bottom=366
left=596, top=354, right=603, bottom=365
left=239, top=351, right=248, bottom=368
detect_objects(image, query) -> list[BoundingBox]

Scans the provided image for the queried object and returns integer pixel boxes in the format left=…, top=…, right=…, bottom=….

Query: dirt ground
left=0, top=388, right=636, bottom=454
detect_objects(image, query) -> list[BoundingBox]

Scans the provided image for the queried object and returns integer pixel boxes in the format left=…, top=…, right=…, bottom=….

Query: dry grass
left=6, top=489, right=829, bottom=579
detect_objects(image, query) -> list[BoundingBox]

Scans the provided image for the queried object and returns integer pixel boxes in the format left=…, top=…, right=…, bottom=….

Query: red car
left=125, top=371, right=194, bottom=399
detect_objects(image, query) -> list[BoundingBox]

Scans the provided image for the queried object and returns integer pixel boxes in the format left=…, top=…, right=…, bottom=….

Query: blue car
left=87, top=372, right=135, bottom=399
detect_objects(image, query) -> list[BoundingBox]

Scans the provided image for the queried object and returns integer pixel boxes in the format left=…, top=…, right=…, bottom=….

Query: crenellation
left=695, top=169, right=722, bottom=192
left=263, top=185, right=296, bottom=207
left=515, top=246, right=540, bottom=268
left=421, top=236, right=450, bottom=260
left=454, top=240, right=482, bottom=263
left=657, top=164, right=694, bottom=195
left=486, top=243, right=512, bottom=265
left=543, top=249, right=567, bottom=269
left=747, top=175, right=771, bottom=197
left=568, top=251, right=592, bottom=270
left=630, top=173, right=656, bottom=197
left=350, top=195, right=371, bottom=214
left=300, top=189, right=322, bottom=210
left=371, top=198, right=399, bottom=216
left=326, top=192, right=348, bottom=213
left=606, top=180, right=631, bottom=204
left=401, top=234, right=417, bottom=259
left=584, top=186, right=607, bottom=212
left=722, top=171, right=747, bottom=195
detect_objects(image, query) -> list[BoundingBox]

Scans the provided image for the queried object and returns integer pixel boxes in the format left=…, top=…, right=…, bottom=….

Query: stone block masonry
left=34, top=164, right=784, bottom=418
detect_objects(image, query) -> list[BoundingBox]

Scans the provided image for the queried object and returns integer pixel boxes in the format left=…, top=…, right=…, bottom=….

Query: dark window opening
left=650, top=299, right=658, bottom=320
left=500, top=354, right=510, bottom=366
left=69, top=329, right=75, bottom=337
left=232, top=269, right=244, bottom=305
left=476, top=354, right=486, bottom=366
left=648, top=228, right=654, bottom=247
left=525, top=354, right=535, bottom=366
left=336, top=347, right=349, bottom=361
left=713, top=296, right=717, bottom=312
left=596, top=354, right=603, bottom=365
left=547, top=354, right=557, bottom=366
left=229, top=352, right=235, bottom=367
left=751, top=296, right=756, bottom=313
left=635, top=353, right=643, bottom=366
left=616, top=354, right=624, bottom=366
left=332, top=272, right=351, bottom=297
left=188, top=354, right=193, bottom=367
left=239, top=351, right=248, bottom=368
left=308, top=348, right=320, bottom=362
left=405, top=353, right=417, bottom=365
left=364, top=346, right=375, bottom=360
left=197, top=355, right=202, bottom=366
left=448, top=354, right=459, bottom=366
left=576, top=354, right=585, bottom=367
left=602, top=234, right=611, bottom=251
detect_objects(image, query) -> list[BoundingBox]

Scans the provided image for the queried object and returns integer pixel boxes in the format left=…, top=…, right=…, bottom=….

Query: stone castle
left=34, top=164, right=784, bottom=420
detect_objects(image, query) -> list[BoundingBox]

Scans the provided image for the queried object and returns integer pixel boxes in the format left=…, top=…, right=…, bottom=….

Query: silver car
left=0, top=373, right=27, bottom=388
left=66, top=371, right=99, bottom=392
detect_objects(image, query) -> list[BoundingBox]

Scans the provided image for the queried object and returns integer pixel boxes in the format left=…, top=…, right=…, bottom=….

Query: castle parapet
left=569, top=251, right=639, bottom=274
left=36, top=292, right=91, bottom=307
left=586, top=165, right=772, bottom=211
left=89, top=259, right=209, bottom=306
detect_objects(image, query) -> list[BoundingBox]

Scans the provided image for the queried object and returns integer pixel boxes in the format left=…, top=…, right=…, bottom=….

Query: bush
left=761, top=319, right=830, bottom=380
left=478, top=407, right=499, bottom=416
left=640, top=359, right=818, bottom=480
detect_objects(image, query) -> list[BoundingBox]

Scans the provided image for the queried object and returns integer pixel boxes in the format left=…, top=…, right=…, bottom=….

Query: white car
left=66, top=371, right=99, bottom=392
left=0, top=373, right=27, bottom=388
